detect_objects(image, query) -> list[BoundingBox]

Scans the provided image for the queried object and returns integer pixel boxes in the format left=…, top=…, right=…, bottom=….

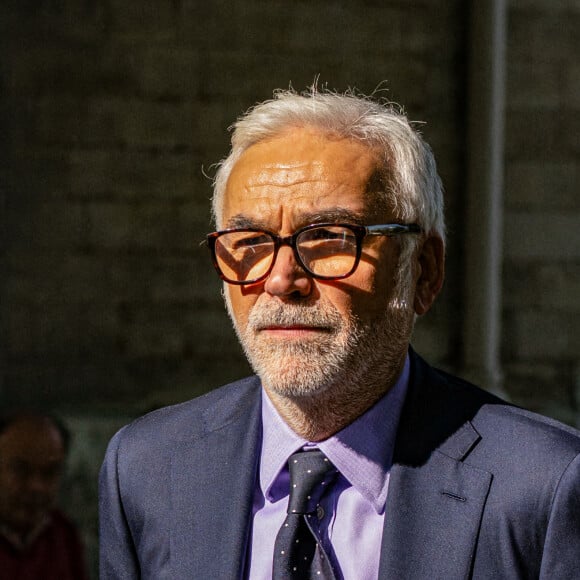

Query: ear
left=413, top=235, right=445, bottom=316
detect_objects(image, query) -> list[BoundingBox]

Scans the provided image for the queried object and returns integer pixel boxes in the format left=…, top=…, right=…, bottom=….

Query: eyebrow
left=224, top=208, right=367, bottom=231
left=224, top=215, right=267, bottom=230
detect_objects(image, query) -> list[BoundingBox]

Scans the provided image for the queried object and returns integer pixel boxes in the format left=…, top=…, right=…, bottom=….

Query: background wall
left=1, top=1, right=578, bottom=576
left=503, top=1, right=580, bottom=422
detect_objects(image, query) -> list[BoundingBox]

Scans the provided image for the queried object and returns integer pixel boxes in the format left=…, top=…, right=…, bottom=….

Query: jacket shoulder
left=404, top=350, right=580, bottom=464
left=110, top=375, right=261, bottom=452
left=472, top=403, right=580, bottom=461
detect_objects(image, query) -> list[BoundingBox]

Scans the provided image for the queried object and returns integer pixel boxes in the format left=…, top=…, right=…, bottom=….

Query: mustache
left=247, top=302, right=343, bottom=329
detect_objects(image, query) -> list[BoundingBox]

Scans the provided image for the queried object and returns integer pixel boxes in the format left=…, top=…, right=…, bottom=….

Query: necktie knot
left=287, top=450, right=338, bottom=515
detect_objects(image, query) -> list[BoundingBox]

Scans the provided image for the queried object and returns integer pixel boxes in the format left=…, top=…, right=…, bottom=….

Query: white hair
left=212, top=87, right=445, bottom=247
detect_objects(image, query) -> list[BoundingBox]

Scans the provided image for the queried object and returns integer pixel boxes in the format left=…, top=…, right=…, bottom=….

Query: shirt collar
left=259, top=354, right=410, bottom=514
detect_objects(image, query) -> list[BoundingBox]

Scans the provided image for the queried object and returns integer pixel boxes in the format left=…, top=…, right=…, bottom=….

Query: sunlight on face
left=221, top=127, right=417, bottom=400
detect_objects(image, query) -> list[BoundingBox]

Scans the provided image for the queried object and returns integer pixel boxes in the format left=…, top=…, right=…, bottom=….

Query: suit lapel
left=170, top=379, right=262, bottom=579
left=379, top=353, right=496, bottom=579
left=379, top=436, right=492, bottom=579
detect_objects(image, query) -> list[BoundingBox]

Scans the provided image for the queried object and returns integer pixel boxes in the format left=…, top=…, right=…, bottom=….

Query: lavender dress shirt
left=247, top=355, right=410, bottom=580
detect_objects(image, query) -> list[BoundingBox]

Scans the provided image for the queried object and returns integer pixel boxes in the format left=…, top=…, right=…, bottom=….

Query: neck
left=265, top=354, right=406, bottom=441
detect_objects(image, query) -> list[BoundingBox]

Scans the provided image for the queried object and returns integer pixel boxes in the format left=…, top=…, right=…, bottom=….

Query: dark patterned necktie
left=272, top=450, right=339, bottom=579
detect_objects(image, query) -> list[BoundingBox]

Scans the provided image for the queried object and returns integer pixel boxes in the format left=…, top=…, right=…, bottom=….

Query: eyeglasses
left=206, top=222, right=422, bottom=285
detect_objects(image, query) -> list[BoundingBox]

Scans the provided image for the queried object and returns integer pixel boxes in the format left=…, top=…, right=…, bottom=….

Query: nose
left=263, top=245, right=312, bottom=298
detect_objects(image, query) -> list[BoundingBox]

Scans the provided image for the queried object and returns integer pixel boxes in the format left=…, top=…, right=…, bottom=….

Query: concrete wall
left=1, top=1, right=578, bottom=576
left=503, top=0, right=580, bottom=424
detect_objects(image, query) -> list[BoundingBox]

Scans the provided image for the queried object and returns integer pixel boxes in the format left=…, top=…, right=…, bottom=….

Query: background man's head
left=0, top=413, right=68, bottom=538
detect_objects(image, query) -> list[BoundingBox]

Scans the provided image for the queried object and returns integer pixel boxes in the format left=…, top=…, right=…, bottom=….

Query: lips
left=247, top=301, right=342, bottom=338
left=257, top=324, right=332, bottom=338
left=259, top=324, right=330, bottom=331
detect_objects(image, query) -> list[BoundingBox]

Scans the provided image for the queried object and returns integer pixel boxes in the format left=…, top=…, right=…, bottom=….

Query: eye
left=301, top=226, right=357, bottom=245
left=230, top=233, right=271, bottom=250
left=308, top=227, right=339, bottom=241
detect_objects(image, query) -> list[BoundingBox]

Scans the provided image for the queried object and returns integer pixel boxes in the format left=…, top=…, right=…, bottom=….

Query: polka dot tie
left=272, top=450, right=339, bottom=579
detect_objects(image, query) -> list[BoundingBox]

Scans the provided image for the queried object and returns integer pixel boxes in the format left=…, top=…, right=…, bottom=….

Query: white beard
left=224, top=262, right=416, bottom=401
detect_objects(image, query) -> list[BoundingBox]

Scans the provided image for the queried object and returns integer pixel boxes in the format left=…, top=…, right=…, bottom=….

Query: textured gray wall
left=503, top=0, right=580, bottom=422
left=1, top=1, right=579, bottom=576
left=0, top=0, right=468, bottom=416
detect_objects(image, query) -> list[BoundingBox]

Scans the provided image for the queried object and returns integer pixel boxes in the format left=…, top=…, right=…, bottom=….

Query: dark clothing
left=0, top=510, right=88, bottom=580
left=100, top=350, right=580, bottom=579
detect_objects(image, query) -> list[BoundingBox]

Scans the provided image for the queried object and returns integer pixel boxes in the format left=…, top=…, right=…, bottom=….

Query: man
left=100, top=88, right=580, bottom=579
left=0, top=412, right=88, bottom=579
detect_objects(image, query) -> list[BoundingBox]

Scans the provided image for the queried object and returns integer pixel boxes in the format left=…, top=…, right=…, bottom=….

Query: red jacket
left=0, top=510, right=88, bottom=580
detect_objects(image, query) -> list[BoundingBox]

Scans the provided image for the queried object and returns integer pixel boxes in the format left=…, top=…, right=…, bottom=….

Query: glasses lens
left=297, top=225, right=358, bottom=278
left=214, top=231, right=275, bottom=283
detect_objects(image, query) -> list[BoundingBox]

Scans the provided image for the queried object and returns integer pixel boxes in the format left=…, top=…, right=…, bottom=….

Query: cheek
left=225, top=285, right=258, bottom=329
left=348, top=274, right=402, bottom=324
left=345, top=264, right=396, bottom=311
left=356, top=242, right=400, bottom=289
left=347, top=289, right=386, bottom=322
left=317, top=280, right=372, bottom=324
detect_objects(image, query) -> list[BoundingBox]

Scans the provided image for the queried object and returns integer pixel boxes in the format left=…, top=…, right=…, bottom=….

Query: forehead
left=222, top=127, right=384, bottom=227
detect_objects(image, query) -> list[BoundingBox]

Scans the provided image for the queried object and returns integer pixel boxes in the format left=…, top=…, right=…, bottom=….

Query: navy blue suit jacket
left=99, top=352, right=580, bottom=579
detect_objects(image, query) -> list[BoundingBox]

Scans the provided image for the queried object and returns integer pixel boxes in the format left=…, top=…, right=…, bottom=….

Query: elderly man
left=100, top=88, right=580, bottom=579
left=0, top=412, right=88, bottom=580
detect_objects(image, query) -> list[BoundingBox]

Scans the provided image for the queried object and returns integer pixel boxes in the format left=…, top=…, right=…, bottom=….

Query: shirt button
left=316, top=505, right=325, bottom=520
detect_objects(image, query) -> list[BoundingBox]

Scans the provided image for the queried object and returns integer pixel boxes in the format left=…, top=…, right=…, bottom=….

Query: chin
left=265, top=377, right=334, bottom=400
left=252, top=356, right=341, bottom=400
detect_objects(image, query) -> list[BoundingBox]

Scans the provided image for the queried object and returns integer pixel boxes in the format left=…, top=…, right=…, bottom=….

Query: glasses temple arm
left=365, top=224, right=422, bottom=236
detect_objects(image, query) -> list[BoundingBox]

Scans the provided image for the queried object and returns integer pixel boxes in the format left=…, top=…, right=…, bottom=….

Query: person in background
left=0, top=412, right=88, bottom=580
left=100, top=86, right=580, bottom=579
